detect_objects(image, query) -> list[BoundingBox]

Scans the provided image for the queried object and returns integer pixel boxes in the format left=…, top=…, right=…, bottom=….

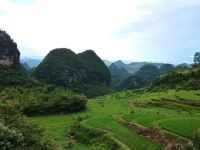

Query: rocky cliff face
left=0, top=30, right=20, bottom=66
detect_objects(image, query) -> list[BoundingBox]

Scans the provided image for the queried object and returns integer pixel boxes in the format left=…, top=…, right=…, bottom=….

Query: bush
left=0, top=64, right=41, bottom=88
left=149, top=65, right=200, bottom=91
left=0, top=99, right=57, bottom=150
left=0, top=86, right=87, bottom=115
left=68, top=121, right=121, bottom=150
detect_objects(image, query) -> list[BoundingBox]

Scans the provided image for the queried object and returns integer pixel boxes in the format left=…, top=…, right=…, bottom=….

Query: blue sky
left=0, top=0, right=199, bottom=64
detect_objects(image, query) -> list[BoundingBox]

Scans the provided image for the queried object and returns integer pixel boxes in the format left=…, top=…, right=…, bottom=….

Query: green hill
left=33, top=48, right=111, bottom=97
left=0, top=64, right=40, bottom=88
left=127, top=62, right=164, bottom=74
left=33, top=48, right=81, bottom=87
left=116, top=75, right=148, bottom=91
left=113, top=60, right=128, bottom=69
left=78, top=50, right=110, bottom=86
left=134, top=64, right=160, bottom=83
left=109, top=63, right=131, bottom=86
left=159, top=64, right=174, bottom=75
left=0, top=30, right=40, bottom=88
left=150, top=65, right=200, bottom=91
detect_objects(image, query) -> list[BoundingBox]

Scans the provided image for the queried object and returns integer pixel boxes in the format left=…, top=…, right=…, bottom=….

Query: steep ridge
left=0, top=30, right=39, bottom=88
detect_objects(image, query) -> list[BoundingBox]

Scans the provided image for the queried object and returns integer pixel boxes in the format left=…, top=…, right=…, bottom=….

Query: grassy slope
left=28, top=89, right=200, bottom=149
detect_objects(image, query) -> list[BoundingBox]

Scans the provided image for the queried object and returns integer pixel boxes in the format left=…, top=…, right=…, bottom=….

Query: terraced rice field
left=28, top=89, right=200, bottom=150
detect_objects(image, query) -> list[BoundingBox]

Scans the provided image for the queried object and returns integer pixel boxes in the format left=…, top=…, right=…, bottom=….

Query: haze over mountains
left=21, top=58, right=42, bottom=68
left=21, top=57, right=187, bottom=72
left=20, top=55, right=190, bottom=92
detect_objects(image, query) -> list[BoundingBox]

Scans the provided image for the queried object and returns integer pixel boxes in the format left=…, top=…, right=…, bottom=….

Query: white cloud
left=1, top=0, right=196, bottom=64
left=0, top=0, right=155, bottom=59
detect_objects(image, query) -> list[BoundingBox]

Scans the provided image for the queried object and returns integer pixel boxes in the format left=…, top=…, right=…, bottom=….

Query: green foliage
left=21, top=62, right=31, bottom=71
left=159, top=64, right=174, bottom=75
left=0, top=64, right=40, bottom=88
left=116, top=75, right=148, bottom=91
left=33, top=48, right=111, bottom=97
left=0, top=99, right=57, bottom=150
left=0, top=63, right=87, bottom=115
left=71, top=83, right=114, bottom=98
left=150, top=65, right=200, bottom=91
left=68, top=121, right=122, bottom=150
left=78, top=50, right=111, bottom=86
left=194, top=52, right=200, bottom=64
left=33, top=48, right=80, bottom=87
left=109, top=63, right=131, bottom=87
left=0, top=86, right=87, bottom=115
left=29, top=89, right=200, bottom=149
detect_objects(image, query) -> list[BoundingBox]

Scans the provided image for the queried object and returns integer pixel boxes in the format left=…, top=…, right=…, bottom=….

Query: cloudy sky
left=0, top=0, right=200, bottom=64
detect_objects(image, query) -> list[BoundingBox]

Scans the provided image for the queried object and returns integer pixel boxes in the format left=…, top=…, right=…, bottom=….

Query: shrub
left=68, top=121, right=121, bottom=150
left=0, top=99, right=57, bottom=150
left=0, top=86, right=87, bottom=115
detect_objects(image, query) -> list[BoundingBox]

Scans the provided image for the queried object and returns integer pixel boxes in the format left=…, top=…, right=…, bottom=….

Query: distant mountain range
left=20, top=58, right=42, bottom=68
left=107, top=60, right=181, bottom=90
left=107, top=60, right=167, bottom=76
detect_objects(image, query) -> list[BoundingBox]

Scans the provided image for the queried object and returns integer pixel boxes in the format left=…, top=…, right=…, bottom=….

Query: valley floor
left=28, top=89, right=200, bottom=150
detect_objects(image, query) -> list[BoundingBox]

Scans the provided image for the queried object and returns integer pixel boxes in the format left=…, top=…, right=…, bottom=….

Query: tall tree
left=194, top=52, right=200, bottom=64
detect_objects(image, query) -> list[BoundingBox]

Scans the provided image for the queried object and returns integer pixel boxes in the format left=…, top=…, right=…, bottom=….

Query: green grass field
left=28, top=89, right=200, bottom=149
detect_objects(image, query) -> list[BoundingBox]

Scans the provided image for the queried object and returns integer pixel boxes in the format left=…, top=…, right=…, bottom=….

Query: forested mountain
left=0, top=30, right=20, bottom=66
left=109, top=63, right=131, bottom=86
left=109, top=60, right=171, bottom=90
left=21, top=62, right=31, bottom=71
left=78, top=50, right=111, bottom=86
left=149, top=64, right=200, bottom=91
left=127, top=62, right=161, bottom=73
left=159, top=64, right=174, bottom=75
left=116, top=75, right=148, bottom=91
left=0, top=64, right=40, bottom=88
left=112, top=60, right=128, bottom=69
left=134, top=64, right=160, bottom=83
left=33, top=48, right=111, bottom=97
left=0, top=30, right=39, bottom=88
left=110, top=60, right=165, bottom=75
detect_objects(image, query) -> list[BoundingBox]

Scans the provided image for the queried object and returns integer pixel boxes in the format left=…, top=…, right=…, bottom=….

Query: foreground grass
left=86, top=117, right=161, bottom=150
left=28, top=89, right=200, bottom=149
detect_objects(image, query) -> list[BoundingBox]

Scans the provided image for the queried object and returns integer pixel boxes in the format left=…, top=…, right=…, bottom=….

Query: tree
left=194, top=52, right=200, bottom=64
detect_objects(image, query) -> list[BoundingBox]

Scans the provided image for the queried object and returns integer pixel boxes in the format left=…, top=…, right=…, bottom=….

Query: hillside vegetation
left=33, top=48, right=111, bottom=97
left=109, top=63, right=131, bottom=87
left=134, top=64, right=160, bottom=83
left=29, top=89, right=200, bottom=150
left=109, top=62, right=175, bottom=91
left=149, top=65, right=200, bottom=91
left=116, top=75, right=148, bottom=91
left=0, top=64, right=40, bottom=88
